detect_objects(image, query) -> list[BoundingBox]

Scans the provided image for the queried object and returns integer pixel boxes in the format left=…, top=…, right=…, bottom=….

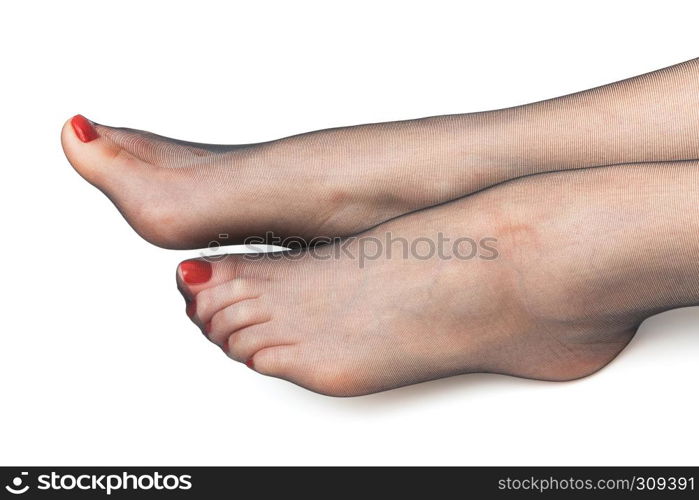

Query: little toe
left=226, top=324, right=291, bottom=365
left=245, top=345, right=298, bottom=379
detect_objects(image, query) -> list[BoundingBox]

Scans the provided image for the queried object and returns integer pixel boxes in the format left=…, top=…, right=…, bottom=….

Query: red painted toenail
left=186, top=299, right=196, bottom=318
left=204, top=321, right=211, bottom=334
left=71, top=114, right=99, bottom=143
left=246, top=358, right=255, bottom=370
left=180, top=260, right=212, bottom=285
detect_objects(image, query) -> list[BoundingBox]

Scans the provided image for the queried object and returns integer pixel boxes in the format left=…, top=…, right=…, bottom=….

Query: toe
left=193, top=278, right=262, bottom=325
left=208, top=299, right=272, bottom=348
left=61, top=115, right=141, bottom=185
left=177, top=259, right=223, bottom=297
left=226, top=324, right=289, bottom=364
left=62, top=116, right=240, bottom=249
left=63, top=116, right=226, bottom=182
left=62, top=115, right=187, bottom=248
left=177, top=256, right=260, bottom=297
left=247, top=345, right=298, bottom=378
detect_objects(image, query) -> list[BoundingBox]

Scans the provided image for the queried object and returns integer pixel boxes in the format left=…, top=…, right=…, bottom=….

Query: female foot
left=62, top=59, right=699, bottom=248
left=177, top=161, right=699, bottom=396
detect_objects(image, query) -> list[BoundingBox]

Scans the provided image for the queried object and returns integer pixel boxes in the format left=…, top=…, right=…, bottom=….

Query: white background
left=1, top=0, right=697, bottom=465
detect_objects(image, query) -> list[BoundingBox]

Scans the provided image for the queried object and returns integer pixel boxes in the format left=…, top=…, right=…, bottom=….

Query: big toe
left=61, top=115, right=131, bottom=186
left=61, top=115, right=203, bottom=248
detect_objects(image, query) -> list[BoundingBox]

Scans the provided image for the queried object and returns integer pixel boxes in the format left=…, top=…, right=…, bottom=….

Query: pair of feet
left=61, top=60, right=699, bottom=395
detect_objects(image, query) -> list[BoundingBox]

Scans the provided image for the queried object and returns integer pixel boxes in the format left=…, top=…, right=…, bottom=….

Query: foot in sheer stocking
left=179, top=162, right=699, bottom=396
left=62, top=59, right=699, bottom=248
